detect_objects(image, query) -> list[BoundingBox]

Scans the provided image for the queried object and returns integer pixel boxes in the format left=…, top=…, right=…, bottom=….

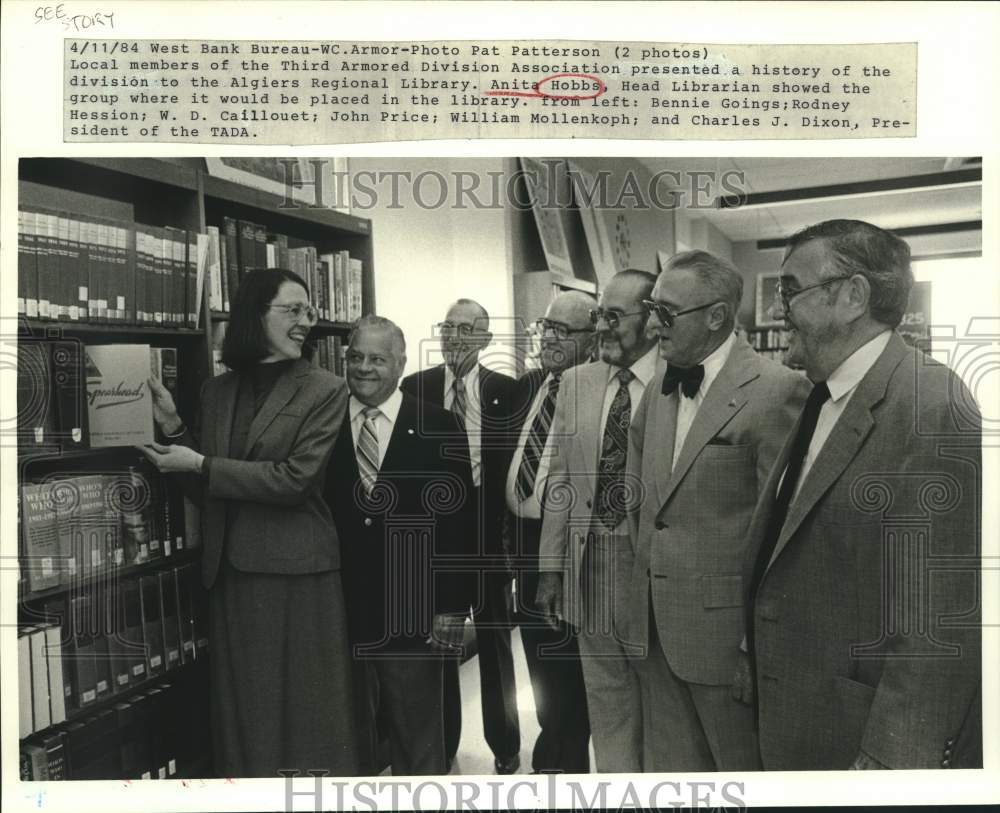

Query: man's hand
left=137, top=442, right=204, bottom=474
left=429, top=613, right=466, bottom=653
left=849, top=751, right=888, bottom=770
left=731, top=648, right=755, bottom=706
left=534, top=572, right=564, bottom=630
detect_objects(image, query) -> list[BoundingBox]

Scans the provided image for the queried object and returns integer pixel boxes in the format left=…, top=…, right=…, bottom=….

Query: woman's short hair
left=221, top=267, right=311, bottom=372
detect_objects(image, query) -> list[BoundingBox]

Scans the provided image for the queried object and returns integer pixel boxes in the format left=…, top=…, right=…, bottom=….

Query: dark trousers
left=444, top=571, right=521, bottom=762
left=354, top=654, right=447, bottom=776
left=510, top=512, right=591, bottom=773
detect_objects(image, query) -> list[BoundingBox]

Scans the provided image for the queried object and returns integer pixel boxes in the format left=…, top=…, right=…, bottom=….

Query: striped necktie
left=451, top=377, right=467, bottom=429
left=594, top=367, right=634, bottom=529
left=515, top=374, right=561, bottom=502
left=356, top=406, right=381, bottom=496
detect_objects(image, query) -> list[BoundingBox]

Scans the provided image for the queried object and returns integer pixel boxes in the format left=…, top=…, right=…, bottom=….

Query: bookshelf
left=16, top=157, right=376, bottom=780
left=744, top=325, right=790, bottom=364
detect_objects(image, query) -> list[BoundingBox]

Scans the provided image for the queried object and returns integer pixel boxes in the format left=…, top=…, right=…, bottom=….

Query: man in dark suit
left=328, top=315, right=475, bottom=776
left=400, top=299, right=522, bottom=774
left=506, top=290, right=597, bottom=774
left=624, top=251, right=808, bottom=771
left=740, top=219, right=982, bottom=769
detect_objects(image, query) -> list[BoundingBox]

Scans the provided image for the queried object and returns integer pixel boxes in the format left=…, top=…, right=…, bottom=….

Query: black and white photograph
left=11, top=154, right=989, bottom=783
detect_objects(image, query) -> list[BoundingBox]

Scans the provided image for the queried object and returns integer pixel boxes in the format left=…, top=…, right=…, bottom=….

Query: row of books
left=18, top=341, right=178, bottom=451
left=19, top=459, right=194, bottom=594
left=17, top=207, right=206, bottom=328
left=207, top=216, right=364, bottom=322
left=19, top=563, right=208, bottom=739
left=20, top=675, right=209, bottom=780
left=210, top=322, right=347, bottom=377
left=747, top=327, right=790, bottom=352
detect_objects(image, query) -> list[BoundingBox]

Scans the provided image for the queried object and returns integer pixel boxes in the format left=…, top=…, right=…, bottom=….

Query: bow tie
left=661, top=364, right=705, bottom=398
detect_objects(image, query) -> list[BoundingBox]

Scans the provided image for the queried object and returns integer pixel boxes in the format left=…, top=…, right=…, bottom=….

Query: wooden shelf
left=203, top=174, right=371, bottom=236
left=21, top=319, right=204, bottom=339
left=19, top=657, right=209, bottom=744
left=19, top=547, right=201, bottom=606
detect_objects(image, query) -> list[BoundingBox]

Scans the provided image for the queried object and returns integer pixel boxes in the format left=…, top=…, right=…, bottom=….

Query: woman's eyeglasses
left=269, top=303, right=320, bottom=324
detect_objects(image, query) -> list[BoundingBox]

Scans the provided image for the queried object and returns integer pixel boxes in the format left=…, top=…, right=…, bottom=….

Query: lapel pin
left=728, top=399, right=737, bottom=407
left=408, top=428, right=415, bottom=435
left=492, top=398, right=499, bottom=405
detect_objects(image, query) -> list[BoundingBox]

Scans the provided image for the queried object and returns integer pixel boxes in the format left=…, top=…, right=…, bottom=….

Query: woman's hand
left=137, top=441, right=205, bottom=474
left=148, top=377, right=183, bottom=435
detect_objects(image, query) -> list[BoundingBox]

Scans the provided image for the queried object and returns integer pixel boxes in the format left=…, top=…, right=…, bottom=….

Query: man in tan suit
left=535, top=269, right=659, bottom=772
left=624, top=251, right=808, bottom=771
left=743, top=219, right=981, bottom=769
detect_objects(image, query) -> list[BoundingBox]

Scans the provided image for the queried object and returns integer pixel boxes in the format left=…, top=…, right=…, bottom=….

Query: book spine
left=35, top=211, right=55, bottom=319
left=70, top=595, right=98, bottom=709
left=238, top=219, right=256, bottom=277
left=18, top=210, right=39, bottom=318
left=158, top=570, right=181, bottom=671
left=139, top=574, right=165, bottom=677
left=68, top=216, right=85, bottom=321
left=19, top=631, right=33, bottom=738
left=44, top=625, right=68, bottom=724
left=223, top=216, right=240, bottom=304
left=29, top=627, right=52, bottom=731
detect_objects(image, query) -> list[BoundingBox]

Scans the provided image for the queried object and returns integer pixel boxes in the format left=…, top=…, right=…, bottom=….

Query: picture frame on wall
left=755, top=272, right=783, bottom=327
left=204, top=157, right=350, bottom=213
left=519, top=157, right=575, bottom=277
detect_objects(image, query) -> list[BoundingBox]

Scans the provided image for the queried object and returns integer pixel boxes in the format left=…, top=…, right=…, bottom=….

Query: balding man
left=401, top=299, right=522, bottom=774
left=624, top=251, right=809, bottom=771
left=327, top=316, right=475, bottom=776
left=506, top=290, right=597, bottom=774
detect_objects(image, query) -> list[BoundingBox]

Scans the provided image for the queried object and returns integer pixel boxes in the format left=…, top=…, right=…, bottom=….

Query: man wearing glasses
left=535, top=269, right=659, bottom=772
left=505, top=290, right=597, bottom=774
left=624, top=251, right=808, bottom=772
left=743, top=220, right=981, bottom=770
left=401, top=299, right=523, bottom=775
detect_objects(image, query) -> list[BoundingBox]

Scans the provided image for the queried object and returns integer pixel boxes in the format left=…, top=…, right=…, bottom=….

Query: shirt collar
left=698, top=332, right=736, bottom=395
left=349, top=388, right=403, bottom=424
left=825, top=330, right=893, bottom=403
left=607, top=345, right=659, bottom=387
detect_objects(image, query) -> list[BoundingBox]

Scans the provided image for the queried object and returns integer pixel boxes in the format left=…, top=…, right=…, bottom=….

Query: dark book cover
left=68, top=216, right=88, bottom=321
left=20, top=740, right=48, bottom=780
left=21, top=482, right=61, bottom=592
left=53, top=213, right=72, bottom=321
left=67, top=708, right=118, bottom=779
left=113, top=701, right=142, bottom=778
left=116, top=221, right=134, bottom=323
left=41, top=730, right=67, bottom=780
left=139, top=574, right=165, bottom=677
left=121, top=465, right=153, bottom=565
left=158, top=570, right=181, bottom=671
left=32, top=209, right=57, bottom=320
left=129, top=692, right=154, bottom=779
left=118, top=579, right=148, bottom=684
left=17, top=341, right=56, bottom=449
left=134, top=226, right=153, bottom=325
left=173, top=565, right=196, bottom=663
left=103, top=572, right=131, bottom=694
left=91, top=593, right=113, bottom=701
left=238, top=219, right=257, bottom=276
left=222, top=216, right=240, bottom=303
left=253, top=222, right=268, bottom=269
left=144, top=686, right=171, bottom=779
left=48, top=340, right=89, bottom=450
left=69, top=594, right=98, bottom=708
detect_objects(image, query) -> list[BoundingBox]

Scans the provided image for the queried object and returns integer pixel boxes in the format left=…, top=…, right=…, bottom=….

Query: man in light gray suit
left=535, top=269, right=659, bottom=772
left=624, top=251, right=808, bottom=771
left=742, top=219, right=982, bottom=769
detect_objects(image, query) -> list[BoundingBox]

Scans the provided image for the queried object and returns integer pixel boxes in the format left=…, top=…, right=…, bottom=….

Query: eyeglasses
left=642, top=299, right=721, bottom=328
left=269, top=303, right=320, bottom=324
left=436, top=321, right=477, bottom=338
left=775, top=275, right=853, bottom=312
left=589, top=307, right=648, bottom=329
left=534, top=318, right=594, bottom=340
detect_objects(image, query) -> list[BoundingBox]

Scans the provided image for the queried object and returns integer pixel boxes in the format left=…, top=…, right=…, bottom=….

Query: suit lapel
left=379, top=393, right=418, bottom=475
left=650, top=388, right=678, bottom=507
left=581, top=363, right=608, bottom=472
left=767, top=333, right=909, bottom=570
left=214, top=373, right=239, bottom=457
left=661, top=340, right=759, bottom=505
left=245, top=360, right=306, bottom=453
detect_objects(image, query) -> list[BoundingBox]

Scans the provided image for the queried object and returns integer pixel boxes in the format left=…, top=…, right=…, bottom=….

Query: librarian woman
left=139, top=267, right=359, bottom=778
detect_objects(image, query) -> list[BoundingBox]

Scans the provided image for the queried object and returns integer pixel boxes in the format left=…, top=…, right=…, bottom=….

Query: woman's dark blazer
left=181, top=358, right=349, bottom=588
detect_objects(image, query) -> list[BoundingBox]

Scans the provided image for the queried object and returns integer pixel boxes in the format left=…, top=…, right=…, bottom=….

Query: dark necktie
left=594, top=367, right=634, bottom=529
left=514, top=374, right=561, bottom=502
left=450, top=377, right=467, bottom=429
left=661, top=363, right=705, bottom=398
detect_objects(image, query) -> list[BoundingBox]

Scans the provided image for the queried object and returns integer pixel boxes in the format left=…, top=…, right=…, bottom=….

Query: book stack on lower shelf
left=747, top=326, right=791, bottom=362
left=18, top=560, right=210, bottom=779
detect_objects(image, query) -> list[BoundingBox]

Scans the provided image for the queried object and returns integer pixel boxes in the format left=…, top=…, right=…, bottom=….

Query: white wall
left=351, top=157, right=513, bottom=376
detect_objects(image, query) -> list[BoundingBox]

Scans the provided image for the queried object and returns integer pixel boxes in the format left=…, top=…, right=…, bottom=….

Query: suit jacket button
left=646, top=568, right=651, bottom=578
left=941, top=758, right=951, bottom=768
left=586, top=499, right=592, bottom=509
left=363, top=517, right=372, bottom=527
left=945, top=737, right=955, bottom=747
